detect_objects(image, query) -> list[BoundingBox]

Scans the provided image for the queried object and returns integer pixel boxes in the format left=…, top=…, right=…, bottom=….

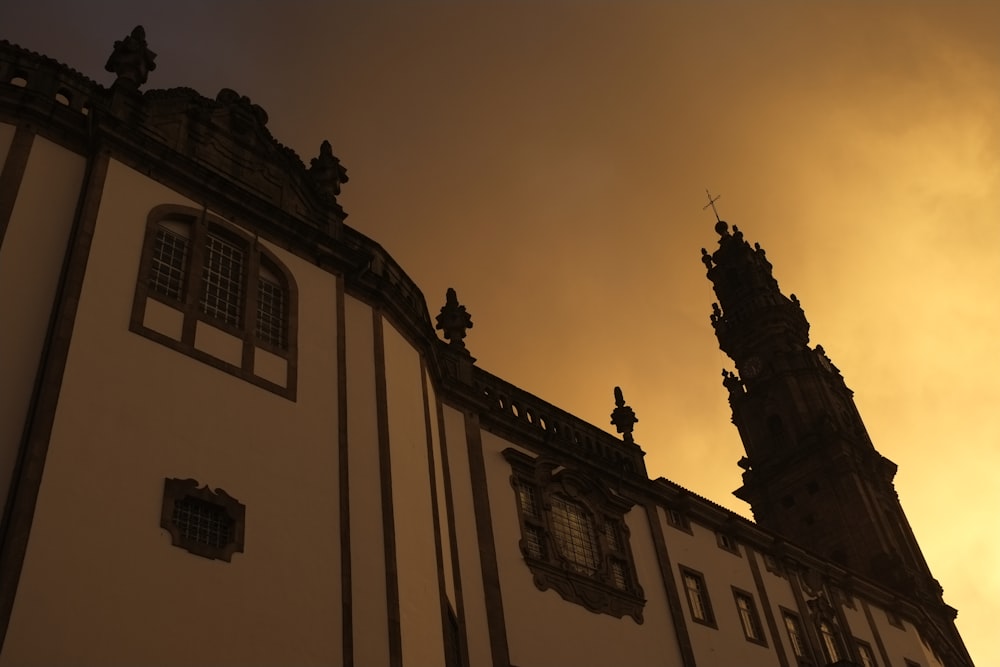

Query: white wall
left=383, top=318, right=445, bottom=666
left=0, top=132, right=84, bottom=524
left=2, top=159, right=342, bottom=667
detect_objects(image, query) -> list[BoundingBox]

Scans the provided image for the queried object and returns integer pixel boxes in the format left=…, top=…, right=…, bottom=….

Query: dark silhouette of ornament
left=436, top=288, right=473, bottom=353
left=610, top=386, right=638, bottom=445
left=105, top=25, right=157, bottom=88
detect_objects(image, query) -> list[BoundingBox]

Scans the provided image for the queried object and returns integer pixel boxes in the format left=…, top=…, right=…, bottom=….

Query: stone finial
left=610, top=386, right=638, bottom=445
left=105, top=25, right=157, bottom=89
left=309, top=140, right=349, bottom=198
left=435, top=288, right=473, bottom=353
left=701, top=247, right=714, bottom=270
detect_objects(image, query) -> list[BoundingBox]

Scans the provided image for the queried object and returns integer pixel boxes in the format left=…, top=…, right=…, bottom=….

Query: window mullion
left=182, top=211, right=210, bottom=345
left=242, top=238, right=261, bottom=370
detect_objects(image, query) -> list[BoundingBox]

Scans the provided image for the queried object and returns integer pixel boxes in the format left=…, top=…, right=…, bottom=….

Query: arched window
left=131, top=205, right=297, bottom=398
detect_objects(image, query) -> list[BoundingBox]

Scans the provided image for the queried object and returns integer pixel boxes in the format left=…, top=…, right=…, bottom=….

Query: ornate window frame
left=503, top=448, right=645, bottom=623
left=130, top=204, right=298, bottom=399
left=160, top=477, right=246, bottom=561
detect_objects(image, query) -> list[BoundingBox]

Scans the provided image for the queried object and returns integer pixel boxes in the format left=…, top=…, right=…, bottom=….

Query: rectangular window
left=680, top=566, right=715, bottom=627
left=856, top=639, right=878, bottom=667
left=515, top=483, right=545, bottom=559
left=717, top=531, right=740, bottom=554
left=200, top=233, right=244, bottom=326
left=666, top=507, right=692, bottom=532
left=819, top=620, right=841, bottom=662
left=782, top=609, right=807, bottom=659
left=733, top=588, right=766, bottom=645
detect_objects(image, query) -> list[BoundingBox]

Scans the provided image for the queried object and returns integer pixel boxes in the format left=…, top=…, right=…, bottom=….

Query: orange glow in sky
left=5, top=3, right=999, bottom=663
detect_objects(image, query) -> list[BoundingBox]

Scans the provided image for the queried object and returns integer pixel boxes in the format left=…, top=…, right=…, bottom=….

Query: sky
left=5, top=2, right=1000, bottom=663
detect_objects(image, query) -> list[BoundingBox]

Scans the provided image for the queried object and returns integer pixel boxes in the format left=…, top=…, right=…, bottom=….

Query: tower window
left=131, top=205, right=298, bottom=399
left=733, top=588, right=766, bottom=645
left=680, top=566, right=716, bottom=627
left=504, top=448, right=645, bottom=622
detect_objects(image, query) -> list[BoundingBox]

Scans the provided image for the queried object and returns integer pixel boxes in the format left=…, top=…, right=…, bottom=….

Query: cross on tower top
left=703, top=188, right=722, bottom=222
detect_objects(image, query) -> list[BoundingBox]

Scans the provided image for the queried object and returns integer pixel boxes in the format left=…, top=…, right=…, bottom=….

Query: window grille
left=550, top=496, right=600, bottom=574
left=256, top=275, right=286, bottom=347
left=518, top=483, right=541, bottom=520
left=160, top=477, right=245, bottom=562
left=200, top=233, right=244, bottom=326
left=149, top=226, right=189, bottom=300
left=172, top=496, right=235, bottom=549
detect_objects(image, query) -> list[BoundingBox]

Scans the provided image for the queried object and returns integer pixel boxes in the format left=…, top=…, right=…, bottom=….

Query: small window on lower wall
left=503, top=448, right=645, bottom=623
left=161, top=477, right=245, bottom=561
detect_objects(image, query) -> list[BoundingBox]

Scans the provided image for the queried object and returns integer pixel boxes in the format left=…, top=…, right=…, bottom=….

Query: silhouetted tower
left=702, top=219, right=946, bottom=603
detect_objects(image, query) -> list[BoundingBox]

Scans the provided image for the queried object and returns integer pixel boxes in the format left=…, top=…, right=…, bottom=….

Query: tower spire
left=702, top=217, right=964, bottom=653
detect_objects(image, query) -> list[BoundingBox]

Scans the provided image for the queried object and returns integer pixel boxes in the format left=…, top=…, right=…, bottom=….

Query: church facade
left=0, top=29, right=972, bottom=667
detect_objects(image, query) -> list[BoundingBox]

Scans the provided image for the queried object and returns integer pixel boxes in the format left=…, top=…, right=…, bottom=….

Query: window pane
left=603, top=520, right=622, bottom=552
left=517, top=483, right=541, bottom=520
left=524, top=525, right=545, bottom=559
left=200, top=234, right=244, bottom=326
left=610, top=559, right=628, bottom=590
left=684, top=573, right=708, bottom=621
left=149, top=226, right=189, bottom=300
left=256, top=275, right=286, bottom=347
left=820, top=620, right=841, bottom=661
left=784, top=613, right=806, bottom=657
left=550, top=496, right=600, bottom=574
left=736, top=594, right=760, bottom=639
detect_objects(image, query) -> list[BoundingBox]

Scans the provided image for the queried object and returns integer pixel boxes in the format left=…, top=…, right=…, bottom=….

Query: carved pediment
left=139, top=86, right=346, bottom=228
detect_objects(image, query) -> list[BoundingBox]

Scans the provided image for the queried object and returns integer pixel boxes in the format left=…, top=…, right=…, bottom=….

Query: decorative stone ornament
left=309, top=140, right=349, bottom=198
left=609, top=386, right=638, bottom=445
left=435, top=287, right=473, bottom=353
left=105, top=25, right=157, bottom=89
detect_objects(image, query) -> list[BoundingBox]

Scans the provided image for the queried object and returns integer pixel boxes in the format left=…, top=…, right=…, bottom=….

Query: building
left=0, top=28, right=973, bottom=667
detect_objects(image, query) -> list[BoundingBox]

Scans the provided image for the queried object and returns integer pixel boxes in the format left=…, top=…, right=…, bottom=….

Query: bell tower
left=701, top=217, right=944, bottom=603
